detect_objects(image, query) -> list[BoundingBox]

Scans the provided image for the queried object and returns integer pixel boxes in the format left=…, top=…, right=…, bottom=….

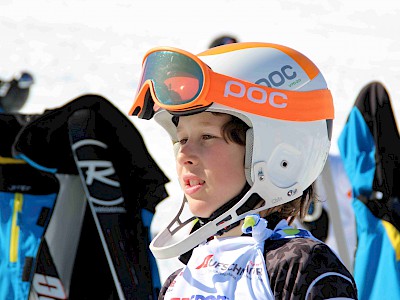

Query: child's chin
left=188, top=203, right=213, bottom=219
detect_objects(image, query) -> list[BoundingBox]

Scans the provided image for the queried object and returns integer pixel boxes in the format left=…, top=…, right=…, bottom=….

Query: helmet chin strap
left=176, top=184, right=254, bottom=264
left=150, top=162, right=283, bottom=259
left=197, top=183, right=255, bottom=234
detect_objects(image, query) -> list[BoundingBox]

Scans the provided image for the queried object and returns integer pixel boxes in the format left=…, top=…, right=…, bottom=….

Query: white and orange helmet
left=129, top=42, right=334, bottom=259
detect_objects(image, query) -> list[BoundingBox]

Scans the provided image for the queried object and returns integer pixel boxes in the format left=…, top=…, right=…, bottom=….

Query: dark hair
left=221, top=114, right=248, bottom=145
left=282, top=184, right=315, bottom=224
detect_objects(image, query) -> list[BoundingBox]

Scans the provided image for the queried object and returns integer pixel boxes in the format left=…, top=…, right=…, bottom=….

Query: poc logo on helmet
left=224, top=81, right=288, bottom=108
left=256, top=64, right=297, bottom=88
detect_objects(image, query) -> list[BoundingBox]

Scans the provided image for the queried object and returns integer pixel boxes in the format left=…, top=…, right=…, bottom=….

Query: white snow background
left=1, top=0, right=400, bottom=284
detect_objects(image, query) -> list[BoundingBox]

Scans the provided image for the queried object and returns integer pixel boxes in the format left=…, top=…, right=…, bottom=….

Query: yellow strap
left=10, top=193, right=23, bottom=263
left=382, top=220, right=400, bottom=261
left=0, top=156, right=26, bottom=164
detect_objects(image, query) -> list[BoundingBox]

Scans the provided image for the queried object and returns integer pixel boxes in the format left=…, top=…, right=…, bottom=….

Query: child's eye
left=202, top=134, right=215, bottom=140
left=175, top=134, right=216, bottom=145
left=177, top=138, right=188, bottom=145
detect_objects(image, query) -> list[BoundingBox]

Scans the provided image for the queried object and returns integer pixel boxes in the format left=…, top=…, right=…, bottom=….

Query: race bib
left=164, top=216, right=275, bottom=300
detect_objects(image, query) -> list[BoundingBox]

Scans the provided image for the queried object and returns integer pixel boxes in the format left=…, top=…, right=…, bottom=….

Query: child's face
left=175, top=112, right=247, bottom=218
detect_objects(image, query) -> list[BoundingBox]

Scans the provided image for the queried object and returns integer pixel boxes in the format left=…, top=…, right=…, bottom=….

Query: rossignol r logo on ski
left=71, top=138, right=125, bottom=211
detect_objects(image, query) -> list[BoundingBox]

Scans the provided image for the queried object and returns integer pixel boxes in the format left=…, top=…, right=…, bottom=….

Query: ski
left=68, top=108, right=155, bottom=299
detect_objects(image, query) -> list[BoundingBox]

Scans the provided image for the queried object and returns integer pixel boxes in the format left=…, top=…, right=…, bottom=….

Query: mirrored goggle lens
left=141, top=51, right=204, bottom=105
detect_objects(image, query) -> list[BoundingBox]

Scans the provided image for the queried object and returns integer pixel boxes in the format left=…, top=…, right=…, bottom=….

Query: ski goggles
left=129, top=47, right=334, bottom=121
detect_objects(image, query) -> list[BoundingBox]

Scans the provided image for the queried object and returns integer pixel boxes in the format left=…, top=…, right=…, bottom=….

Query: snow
left=1, top=0, right=399, bottom=284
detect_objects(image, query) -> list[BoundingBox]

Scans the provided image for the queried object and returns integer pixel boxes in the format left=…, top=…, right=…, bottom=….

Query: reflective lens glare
left=141, top=51, right=204, bottom=105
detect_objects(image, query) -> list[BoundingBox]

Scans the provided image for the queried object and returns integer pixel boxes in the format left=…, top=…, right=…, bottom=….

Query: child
left=129, top=42, right=358, bottom=299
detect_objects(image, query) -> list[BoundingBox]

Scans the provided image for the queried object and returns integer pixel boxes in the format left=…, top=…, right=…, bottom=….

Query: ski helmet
left=130, top=42, right=333, bottom=259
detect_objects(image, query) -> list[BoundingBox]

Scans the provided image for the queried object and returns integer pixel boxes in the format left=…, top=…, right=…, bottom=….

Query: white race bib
left=164, top=217, right=275, bottom=300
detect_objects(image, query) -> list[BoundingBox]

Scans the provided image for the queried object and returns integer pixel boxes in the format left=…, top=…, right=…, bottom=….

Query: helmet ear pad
left=243, top=116, right=330, bottom=204
left=266, top=143, right=303, bottom=188
left=245, top=127, right=303, bottom=189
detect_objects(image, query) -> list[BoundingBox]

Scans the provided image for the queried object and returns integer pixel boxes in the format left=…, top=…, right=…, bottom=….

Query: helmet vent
left=281, top=160, right=288, bottom=168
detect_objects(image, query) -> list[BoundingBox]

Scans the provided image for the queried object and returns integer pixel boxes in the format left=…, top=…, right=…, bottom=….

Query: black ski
left=68, top=108, right=155, bottom=299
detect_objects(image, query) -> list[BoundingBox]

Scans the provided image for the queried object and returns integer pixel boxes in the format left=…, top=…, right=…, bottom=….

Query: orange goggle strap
left=181, top=72, right=333, bottom=121
left=130, top=73, right=334, bottom=121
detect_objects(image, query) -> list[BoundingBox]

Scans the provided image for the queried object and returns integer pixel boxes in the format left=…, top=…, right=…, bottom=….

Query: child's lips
left=184, top=181, right=204, bottom=195
left=183, top=175, right=205, bottom=195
